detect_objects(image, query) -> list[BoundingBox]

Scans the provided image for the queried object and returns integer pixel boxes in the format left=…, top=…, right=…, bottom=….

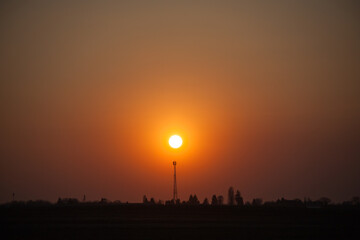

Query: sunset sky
left=1, top=0, right=359, bottom=203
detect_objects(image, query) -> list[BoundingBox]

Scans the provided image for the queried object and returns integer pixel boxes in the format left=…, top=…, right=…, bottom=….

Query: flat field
left=1, top=204, right=359, bottom=239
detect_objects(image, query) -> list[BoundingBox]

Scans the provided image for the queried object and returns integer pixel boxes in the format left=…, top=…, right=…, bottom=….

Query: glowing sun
left=169, top=135, right=183, bottom=149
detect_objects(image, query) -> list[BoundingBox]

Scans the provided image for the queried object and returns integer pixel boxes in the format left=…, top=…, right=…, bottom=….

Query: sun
left=169, top=135, right=183, bottom=149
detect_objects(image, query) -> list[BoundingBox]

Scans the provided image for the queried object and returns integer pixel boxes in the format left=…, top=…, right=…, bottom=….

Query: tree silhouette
left=143, top=195, right=148, bottom=204
left=57, top=198, right=79, bottom=205
left=193, top=194, right=200, bottom=205
left=218, top=195, right=224, bottom=205
left=252, top=198, right=263, bottom=206
left=318, top=197, right=331, bottom=206
left=228, top=187, right=235, bottom=206
left=188, top=194, right=193, bottom=204
left=188, top=194, right=200, bottom=205
left=203, top=198, right=209, bottom=206
left=352, top=196, right=360, bottom=205
left=235, top=190, right=244, bottom=206
left=211, top=195, right=218, bottom=206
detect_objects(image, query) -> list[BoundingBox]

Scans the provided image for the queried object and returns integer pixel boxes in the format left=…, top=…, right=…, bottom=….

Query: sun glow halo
left=169, top=135, right=183, bottom=149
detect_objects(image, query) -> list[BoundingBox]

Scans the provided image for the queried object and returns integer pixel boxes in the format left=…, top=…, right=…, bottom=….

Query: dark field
left=1, top=204, right=360, bottom=240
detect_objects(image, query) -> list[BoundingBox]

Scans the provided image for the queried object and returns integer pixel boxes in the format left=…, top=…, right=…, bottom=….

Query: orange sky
left=1, top=0, right=360, bottom=203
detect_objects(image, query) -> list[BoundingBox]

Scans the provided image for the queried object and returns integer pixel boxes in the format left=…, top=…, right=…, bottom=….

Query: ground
left=1, top=204, right=359, bottom=239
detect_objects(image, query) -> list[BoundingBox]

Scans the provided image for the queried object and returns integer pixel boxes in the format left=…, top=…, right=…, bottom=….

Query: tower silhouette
left=173, top=161, right=178, bottom=201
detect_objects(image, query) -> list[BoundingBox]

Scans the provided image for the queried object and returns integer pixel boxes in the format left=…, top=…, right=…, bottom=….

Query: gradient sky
left=1, top=0, right=360, bottom=203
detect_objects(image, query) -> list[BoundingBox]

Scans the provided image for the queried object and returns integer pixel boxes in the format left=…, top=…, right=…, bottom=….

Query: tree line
left=4, top=187, right=360, bottom=208
left=142, top=187, right=360, bottom=208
